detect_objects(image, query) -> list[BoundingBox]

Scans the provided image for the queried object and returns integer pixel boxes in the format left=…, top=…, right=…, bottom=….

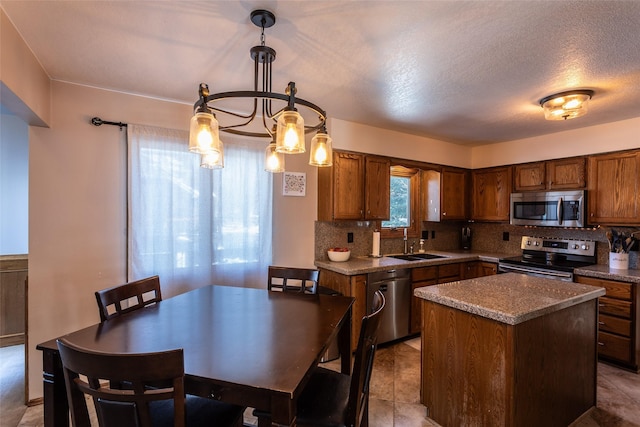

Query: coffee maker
left=461, top=227, right=472, bottom=250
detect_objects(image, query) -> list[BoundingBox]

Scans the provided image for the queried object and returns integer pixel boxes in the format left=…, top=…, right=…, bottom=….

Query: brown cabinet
left=317, top=269, right=367, bottom=352
left=318, top=151, right=390, bottom=221
left=463, top=261, right=497, bottom=279
left=441, top=168, right=468, bottom=220
left=1, top=255, right=27, bottom=347
left=410, top=263, right=465, bottom=334
left=575, top=275, right=639, bottom=372
left=514, top=157, right=586, bottom=192
left=364, top=156, right=391, bottom=220
left=471, top=166, right=512, bottom=221
left=421, top=168, right=468, bottom=222
left=587, top=150, right=640, bottom=225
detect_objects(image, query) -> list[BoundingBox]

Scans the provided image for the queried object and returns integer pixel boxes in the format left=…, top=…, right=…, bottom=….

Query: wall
left=472, top=116, right=640, bottom=168
left=0, top=113, right=28, bottom=254
left=0, top=9, right=51, bottom=126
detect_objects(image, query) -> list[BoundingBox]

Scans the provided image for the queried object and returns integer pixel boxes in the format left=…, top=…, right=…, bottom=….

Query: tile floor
left=10, top=338, right=640, bottom=426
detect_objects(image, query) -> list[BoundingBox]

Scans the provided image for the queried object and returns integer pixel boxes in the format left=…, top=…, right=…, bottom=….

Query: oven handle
left=557, top=197, right=563, bottom=226
left=498, top=263, right=572, bottom=279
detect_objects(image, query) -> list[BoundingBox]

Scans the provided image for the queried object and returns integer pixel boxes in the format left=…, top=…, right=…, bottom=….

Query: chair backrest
left=346, top=290, right=386, bottom=427
left=267, top=266, right=319, bottom=294
left=95, top=275, right=162, bottom=321
left=57, top=337, right=186, bottom=427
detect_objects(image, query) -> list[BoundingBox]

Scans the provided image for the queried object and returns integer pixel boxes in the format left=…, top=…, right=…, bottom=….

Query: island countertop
left=414, top=272, right=605, bottom=325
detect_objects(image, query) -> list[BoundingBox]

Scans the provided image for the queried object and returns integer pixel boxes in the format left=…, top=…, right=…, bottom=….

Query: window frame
left=380, top=165, right=420, bottom=240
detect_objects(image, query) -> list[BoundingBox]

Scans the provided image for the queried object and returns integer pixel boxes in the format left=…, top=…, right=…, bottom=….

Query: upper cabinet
left=471, top=166, right=512, bottom=221
left=587, top=150, right=640, bottom=225
left=514, top=157, right=586, bottom=191
left=318, top=151, right=390, bottom=221
left=421, top=168, right=468, bottom=221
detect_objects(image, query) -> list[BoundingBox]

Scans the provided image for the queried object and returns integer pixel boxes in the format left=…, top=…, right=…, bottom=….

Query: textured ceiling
left=2, top=1, right=640, bottom=146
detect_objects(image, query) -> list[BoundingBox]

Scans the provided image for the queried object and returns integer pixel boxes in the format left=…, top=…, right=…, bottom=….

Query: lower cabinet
left=575, top=275, right=639, bottom=372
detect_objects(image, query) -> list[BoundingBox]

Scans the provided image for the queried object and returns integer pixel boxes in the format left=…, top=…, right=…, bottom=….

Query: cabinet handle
left=443, top=212, right=447, bottom=216
left=598, top=342, right=605, bottom=346
left=598, top=321, right=605, bottom=326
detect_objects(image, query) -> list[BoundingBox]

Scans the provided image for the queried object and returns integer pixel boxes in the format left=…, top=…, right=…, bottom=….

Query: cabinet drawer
left=575, top=276, right=631, bottom=300
left=412, top=266, right=437, bottom=282
left=438, top=263, right=461, bottom=281
left=599, top=297, right=632, bottom=319
left=598, top=331, right=632, bottom=363
left=599, top=313, right=632, bottom=337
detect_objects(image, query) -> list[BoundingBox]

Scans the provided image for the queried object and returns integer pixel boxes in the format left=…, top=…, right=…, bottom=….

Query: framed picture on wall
left=282, top=172, right=306, bottom=196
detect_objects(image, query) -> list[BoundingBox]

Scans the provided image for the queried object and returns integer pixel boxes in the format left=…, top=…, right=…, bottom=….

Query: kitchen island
left=414, top=273, right=605, bottom=427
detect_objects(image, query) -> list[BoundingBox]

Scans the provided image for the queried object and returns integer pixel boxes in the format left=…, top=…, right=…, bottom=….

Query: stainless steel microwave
left=510, top=190, right=586, bottom=227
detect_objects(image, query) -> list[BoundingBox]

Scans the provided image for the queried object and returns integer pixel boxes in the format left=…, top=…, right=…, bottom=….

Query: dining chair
left=95, top=275, right=162, bottom=321
left=267, top=266, right=319, bottom=294
left=255, top=290, right=386, bottom=427
left=56, top=337, right=245, bottom=427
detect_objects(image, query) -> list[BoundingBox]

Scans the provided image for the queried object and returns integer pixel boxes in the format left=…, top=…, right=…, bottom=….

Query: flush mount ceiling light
left=189, top=9, right=332, bottom=171
left=539, top=89, right=595, bottom=121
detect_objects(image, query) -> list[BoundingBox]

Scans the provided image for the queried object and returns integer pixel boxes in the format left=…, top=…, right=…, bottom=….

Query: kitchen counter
left=575, top=264, right=640, bottom=283
left=414, top=272, right=605, bottom=325
left=314, top=250, right=507, bottom=275
left=418, top=271, right=604, bottom=426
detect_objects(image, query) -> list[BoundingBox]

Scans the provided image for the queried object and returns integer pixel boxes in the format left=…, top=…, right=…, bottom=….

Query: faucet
left=409, top=241, right=415, bottom=254
left=403, top=228, right=408, bottom=254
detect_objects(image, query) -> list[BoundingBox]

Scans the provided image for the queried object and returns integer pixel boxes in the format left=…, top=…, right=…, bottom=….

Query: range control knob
left=526, top=240, right=531, bottom=246
left=581, top=244, right=589, bottom=250
left=573, top=244, right=580, bottom=250
left=534, top=241, right=540, bottom=246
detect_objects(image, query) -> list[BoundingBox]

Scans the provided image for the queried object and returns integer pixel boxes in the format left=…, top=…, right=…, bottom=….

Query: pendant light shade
left=275, top=110, right=305, bottom=153
left=200, top=141, right=224, bottom=169
left=264, top=143, right=285, bottom=172
left=309, top=131, right=333, bottom=167
left=189, top=111, right=221, bottom=153
left=539, top=90, right=594, bottom=121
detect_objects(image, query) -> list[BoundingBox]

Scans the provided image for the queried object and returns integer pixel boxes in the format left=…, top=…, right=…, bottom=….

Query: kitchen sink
left=387, top=253, right=447, bottom=261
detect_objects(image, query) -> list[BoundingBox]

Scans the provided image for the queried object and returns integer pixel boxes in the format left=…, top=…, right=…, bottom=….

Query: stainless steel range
left=498, top=236, right=596, bottom=281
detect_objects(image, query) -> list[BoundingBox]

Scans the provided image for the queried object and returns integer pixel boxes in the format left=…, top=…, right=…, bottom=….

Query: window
left=381, top=165, right=420, bottom=239
left=127, top=124, right=272, bottom=296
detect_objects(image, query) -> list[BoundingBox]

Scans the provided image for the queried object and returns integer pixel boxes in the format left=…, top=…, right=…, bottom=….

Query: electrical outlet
left=422, top=230, right=428, bottom=240
left=347, top=232, right=354, bottom=243
left=431, top=230, right=436, bottom=239
left=503, top=231, right=509, bottom=241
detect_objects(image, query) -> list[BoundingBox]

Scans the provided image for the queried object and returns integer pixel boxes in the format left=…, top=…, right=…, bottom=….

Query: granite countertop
left=574, top=264, right=640, bottom=284
left=314, top=250, right=507, bottom=275
left=414, top=273, right=605, bottom=325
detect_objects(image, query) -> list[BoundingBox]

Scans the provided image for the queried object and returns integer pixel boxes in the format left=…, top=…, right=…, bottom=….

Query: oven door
left=510, top=190, right=585, bottom=227
left=498, top=262, right=573, bottom=281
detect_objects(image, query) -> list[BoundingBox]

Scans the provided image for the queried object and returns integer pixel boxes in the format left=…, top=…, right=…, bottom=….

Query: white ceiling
left=3, top=1, right=640, bottom=146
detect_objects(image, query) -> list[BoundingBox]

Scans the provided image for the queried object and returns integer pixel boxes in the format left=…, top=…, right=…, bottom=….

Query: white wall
left=472, top=116, right=640, bottom=168
left=0, top=113, right=29, bottom=254
left=329, top=118, right=473, bottom=168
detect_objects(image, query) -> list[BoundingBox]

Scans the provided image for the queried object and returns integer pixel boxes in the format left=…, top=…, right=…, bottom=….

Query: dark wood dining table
left=37, top=284, right=354, bottom=427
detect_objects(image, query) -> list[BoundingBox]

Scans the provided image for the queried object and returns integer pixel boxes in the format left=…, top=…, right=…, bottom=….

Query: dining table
left=36, top=284, right=354, bottom=427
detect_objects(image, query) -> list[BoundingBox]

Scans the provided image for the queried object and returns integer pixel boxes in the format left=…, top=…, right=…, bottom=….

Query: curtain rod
left=91, top=117, right=127, bottom=131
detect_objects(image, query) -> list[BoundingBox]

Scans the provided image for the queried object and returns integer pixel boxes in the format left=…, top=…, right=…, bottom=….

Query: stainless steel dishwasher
left=367, top=268, right=411, bottom=344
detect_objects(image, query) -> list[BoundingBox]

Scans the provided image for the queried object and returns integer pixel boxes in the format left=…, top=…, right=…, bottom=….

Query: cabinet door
left=411, top=279, right=436, bottom=334
left=588, top=151, right=640, bottom=225
left=471, top=166, right=512, bottom=221
left=364, top=156, right=390, bottom=220
left=514, top=162, right=545, bottom=191
left=441, top=169, right=467, bottom=220
left=546, top=157, right=586, bottom=190
left=333, top=152, right=365, bottom=220
left=479, top=262, right=498, bottom=276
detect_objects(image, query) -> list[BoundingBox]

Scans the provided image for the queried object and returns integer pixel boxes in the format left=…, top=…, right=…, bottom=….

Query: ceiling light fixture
left=189, top=9, right=332, bottom=171
left=539, top=89, right=595, bottom=121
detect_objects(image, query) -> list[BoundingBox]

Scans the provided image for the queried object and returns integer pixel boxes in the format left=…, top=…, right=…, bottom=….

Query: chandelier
left=189, top=9, right=333, bottom=171
left=539, top=89, right=594, bottom=121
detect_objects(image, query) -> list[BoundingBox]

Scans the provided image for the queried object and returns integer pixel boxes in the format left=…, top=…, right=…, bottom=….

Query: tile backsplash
left=315, top=221, right=639, bottom=269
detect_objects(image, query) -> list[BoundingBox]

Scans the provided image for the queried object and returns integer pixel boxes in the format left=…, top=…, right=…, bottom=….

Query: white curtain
left=128, top=124, right=272, bottom=297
